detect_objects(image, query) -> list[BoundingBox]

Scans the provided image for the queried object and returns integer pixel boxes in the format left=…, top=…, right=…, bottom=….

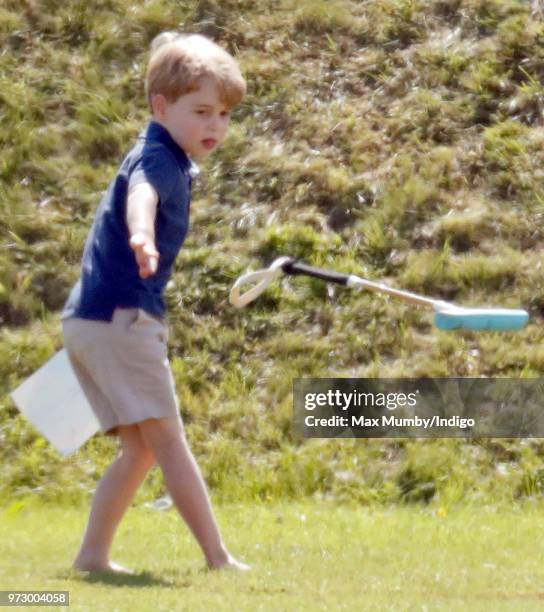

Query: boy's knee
left=137, top=416, right=185, bottom=454
left=118, top=423, right=155, bottom=468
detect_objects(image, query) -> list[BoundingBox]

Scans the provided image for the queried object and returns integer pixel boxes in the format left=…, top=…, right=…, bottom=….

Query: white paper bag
left=10, top=349, right=99, bottom=456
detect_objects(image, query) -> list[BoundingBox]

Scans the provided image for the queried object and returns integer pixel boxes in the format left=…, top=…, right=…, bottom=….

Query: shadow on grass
left=55, top=568, right=197, bottom=588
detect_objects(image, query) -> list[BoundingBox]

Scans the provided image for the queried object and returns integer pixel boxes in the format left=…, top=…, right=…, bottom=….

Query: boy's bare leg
left=137, top=416, right=249, bottom=570
left=73, top=425, right=155, bottom=573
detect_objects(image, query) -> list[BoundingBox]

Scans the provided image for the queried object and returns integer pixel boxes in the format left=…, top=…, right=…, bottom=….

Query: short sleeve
left=128, top=145, right=180, bottom=204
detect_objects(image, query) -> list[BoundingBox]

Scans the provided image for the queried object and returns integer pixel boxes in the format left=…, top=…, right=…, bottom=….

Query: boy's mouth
left=201, top=139, right=217, bottom=150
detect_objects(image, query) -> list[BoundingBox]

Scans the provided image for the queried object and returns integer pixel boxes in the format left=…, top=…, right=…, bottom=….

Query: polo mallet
left=229, top=257, right=529, bottom=331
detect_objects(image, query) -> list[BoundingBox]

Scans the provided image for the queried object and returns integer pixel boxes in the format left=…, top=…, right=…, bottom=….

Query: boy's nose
left=209, top=117, right=220, bottom=132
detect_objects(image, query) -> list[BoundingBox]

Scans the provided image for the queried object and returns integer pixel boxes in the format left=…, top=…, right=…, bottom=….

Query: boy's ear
left=151, top=94, right=167, bottom=118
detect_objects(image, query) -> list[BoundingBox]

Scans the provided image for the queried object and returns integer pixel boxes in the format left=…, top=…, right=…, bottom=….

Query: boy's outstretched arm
left=126, top=182, right=160, bottom=279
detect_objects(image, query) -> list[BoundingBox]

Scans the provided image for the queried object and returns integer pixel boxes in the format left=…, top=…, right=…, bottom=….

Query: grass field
left=3, top=2, right=544, bottom=609
left=1, top=499, right=544, bottom=611
left=2, top=0, right=544, bottom=507
left=3, top=0, right=544, bottom=507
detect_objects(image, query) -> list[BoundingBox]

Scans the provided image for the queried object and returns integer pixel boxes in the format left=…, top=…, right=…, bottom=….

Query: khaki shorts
left=61, top=307, right=181, bottom=437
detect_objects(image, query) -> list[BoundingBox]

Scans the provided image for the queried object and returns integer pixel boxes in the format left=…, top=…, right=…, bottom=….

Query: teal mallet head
left=434, top=307, right=529, bottom=331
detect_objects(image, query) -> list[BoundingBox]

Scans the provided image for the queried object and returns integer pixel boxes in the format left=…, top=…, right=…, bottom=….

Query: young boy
left=61, top=32, right=249, bottom=573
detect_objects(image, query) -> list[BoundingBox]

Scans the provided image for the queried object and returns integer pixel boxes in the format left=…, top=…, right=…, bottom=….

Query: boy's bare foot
left=72, top=559, right=135, bottom=575
left=208, top=554, right=250, bottom=572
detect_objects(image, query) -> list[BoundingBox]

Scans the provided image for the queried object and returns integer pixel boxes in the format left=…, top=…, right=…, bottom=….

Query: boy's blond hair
left=145, top=32, right=246, bottom=111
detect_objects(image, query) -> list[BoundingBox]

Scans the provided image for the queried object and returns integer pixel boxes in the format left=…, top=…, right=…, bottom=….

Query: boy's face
left=153, top=77, right=231, bottom=160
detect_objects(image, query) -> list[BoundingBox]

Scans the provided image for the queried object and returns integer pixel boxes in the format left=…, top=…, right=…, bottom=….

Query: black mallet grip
left=281, top=260, right=350, bottom=285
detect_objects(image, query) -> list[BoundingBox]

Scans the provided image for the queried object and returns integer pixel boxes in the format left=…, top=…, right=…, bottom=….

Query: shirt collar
left=142, top=120, right=197, bottom=175
left=188, top=160, right=200, bottom=178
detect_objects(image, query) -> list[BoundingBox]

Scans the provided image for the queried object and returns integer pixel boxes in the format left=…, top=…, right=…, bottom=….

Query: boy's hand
left=129, top=233, right=160, bottom=279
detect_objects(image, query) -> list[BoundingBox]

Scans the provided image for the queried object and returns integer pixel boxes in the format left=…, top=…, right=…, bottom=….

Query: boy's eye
left=194, top=108, right=230, bottom=117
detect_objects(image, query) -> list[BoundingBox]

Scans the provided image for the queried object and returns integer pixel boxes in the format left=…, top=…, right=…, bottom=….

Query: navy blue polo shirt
left=61, top=121, right=198, bottom=322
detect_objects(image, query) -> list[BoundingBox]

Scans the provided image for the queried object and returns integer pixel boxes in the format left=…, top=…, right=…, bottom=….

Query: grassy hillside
left=2, top=0, right=544, bottom=507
